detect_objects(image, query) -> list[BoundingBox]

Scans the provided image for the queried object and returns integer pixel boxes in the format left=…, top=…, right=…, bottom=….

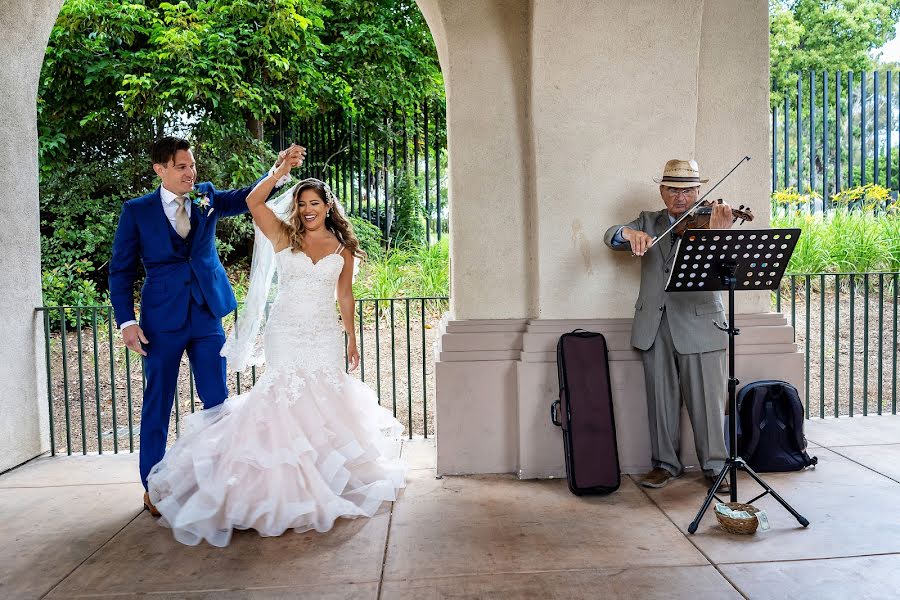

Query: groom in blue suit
left=109, top=136, right=304, bottom=514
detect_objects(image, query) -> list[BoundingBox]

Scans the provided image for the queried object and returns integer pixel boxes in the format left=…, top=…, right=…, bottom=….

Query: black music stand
left=664, top=228, right=809, bottom=534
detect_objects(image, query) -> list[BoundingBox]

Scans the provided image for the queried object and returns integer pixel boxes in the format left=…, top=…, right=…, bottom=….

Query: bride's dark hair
left=285, top=178, right=364, bottom=258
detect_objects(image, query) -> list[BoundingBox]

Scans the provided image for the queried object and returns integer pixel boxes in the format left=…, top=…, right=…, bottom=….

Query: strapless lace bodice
left=263, top=249, right=345, bottom=371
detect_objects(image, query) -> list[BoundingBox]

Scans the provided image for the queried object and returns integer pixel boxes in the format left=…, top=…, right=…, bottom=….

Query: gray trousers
left=641, top=312, right=727, bottom=476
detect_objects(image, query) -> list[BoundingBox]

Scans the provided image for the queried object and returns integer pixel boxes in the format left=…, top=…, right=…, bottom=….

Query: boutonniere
left=188, top=189, right=213, bottom=215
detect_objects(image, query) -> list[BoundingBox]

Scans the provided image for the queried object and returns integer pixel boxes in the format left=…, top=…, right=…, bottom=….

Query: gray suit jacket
left=604, top=209, right=727, bottom=354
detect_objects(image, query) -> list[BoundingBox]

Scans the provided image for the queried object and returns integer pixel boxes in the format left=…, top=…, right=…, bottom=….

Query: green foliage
left=388, top=172, right=426, bottom=249
left=38, top=0, right=443, bottom=303
left=352, top=237, right=449, bottom=299
left=772, top=185, right=900, bottom=273
left=320, top=0, right=444, bottom=119
left=770, top=0, right=900, bottom=106
left=406, top=237, right=449, bottom=297
left=349, top=215, right=383, bottom=260
left=42, top=260, right=109, bottom=326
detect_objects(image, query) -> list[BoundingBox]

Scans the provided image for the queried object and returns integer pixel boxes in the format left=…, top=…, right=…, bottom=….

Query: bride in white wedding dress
left=147, top=149, right=406, bottom=547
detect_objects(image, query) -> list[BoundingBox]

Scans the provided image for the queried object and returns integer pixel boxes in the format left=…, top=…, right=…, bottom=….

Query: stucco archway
left=2, top=1, right=791, bottom=479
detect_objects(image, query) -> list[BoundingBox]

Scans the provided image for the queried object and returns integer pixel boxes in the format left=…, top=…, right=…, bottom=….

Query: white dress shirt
left=119, top=186, right=192, bottom=331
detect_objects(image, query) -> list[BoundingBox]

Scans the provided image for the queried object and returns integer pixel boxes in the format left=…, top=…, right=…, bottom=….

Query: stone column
left=0, top=0, right=65, bottom=471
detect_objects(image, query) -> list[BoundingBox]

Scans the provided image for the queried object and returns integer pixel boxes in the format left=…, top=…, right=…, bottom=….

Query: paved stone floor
left=2, top=416, right=899, bottom=599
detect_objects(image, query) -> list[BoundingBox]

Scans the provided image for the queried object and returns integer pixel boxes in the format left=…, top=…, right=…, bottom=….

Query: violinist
left=605, top=159, right=736, bottom=493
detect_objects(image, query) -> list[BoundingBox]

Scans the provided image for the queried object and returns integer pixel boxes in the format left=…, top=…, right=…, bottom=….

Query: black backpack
left=735, top=380, right=818, bottom=472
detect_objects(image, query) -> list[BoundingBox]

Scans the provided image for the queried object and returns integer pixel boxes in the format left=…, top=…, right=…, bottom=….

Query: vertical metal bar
left=424, top=101, right=430, bottom=244
left=849, top=71, right=854, bottom=186
left=310, top=116, right=317, bottom=178
left=834, top=275, right=840, bottom=417
left=384, top=114, right=390, bottom=233
left=188, top=362, right=195, bottom=413
left=76, top=308, right=86, bottom=454
left=331, top=114, right=337, bottom=189
left=797, top=73, right=803, bottom=188
left=174, top=378, right=180, bottom=438
left=849, top=275, right=856, bottom=417
left=390, top=299, right=397, bottom=418
left=375, top=300, right=382, bottom=404
left=836, top=72, right=842, bottom=193
left=823, top=71, right=828, bottom=202
left=421, top=299, right=428, bottom=438
left=776, top=282, right=782, bottom=313
left=107, top=308, right=118, bottom=452
left=392, top=105, right=399, bottom=185
left=349, top=116, right=355, bottom=215
left=344, top=115, right=350, bottom=208
left=893, top=273, right=898, bottom=415
left=60, top=308, right=72, bottom=455
left=819, top=274, right=825, bottom=419
left=125, top=339, right=134, bottom=452
left=805, top=277, right=811, bottom=417
left=92, top=308, right=102, bottom=453
left=299, top=120, right=306, bottom=177
left=862, top=71, right=868, bottom=185
left=884, top=71, right=894, bottom=189
left=235, top=308, right=242, bottom=395
left=809, top=71, right=815, bottom=193
left=406, top=298, right=412, bottom=439
left=43, top=311, right=55, bottom=456
left=358, top=300, right=365, bottom=382
left=791, top=275, right=797, bottom=340
left=357, top=119, right=363, bottom=215
left=864, top=273, right=870, bottom=415
left=879, top=273, right=885, bottom=414
left=435, top=105, right=443, bottom=241
left=319, top=115, right=325, bottom=182
left=875, top=71, right=880, bottom=185
left=772, top=107, right=777, bottom=192
left=278, top=110, right=284, bottom=150
left=414, top=108, right=420, bottom=178
left=784, top=94, right=789, bottom=189
left=365, top=129, right=371, bottom=219
left=402, top=109, right=409, bottom=175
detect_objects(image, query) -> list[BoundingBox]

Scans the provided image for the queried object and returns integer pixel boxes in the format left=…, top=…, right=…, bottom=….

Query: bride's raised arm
left=247, top=145, right=305, bottom=248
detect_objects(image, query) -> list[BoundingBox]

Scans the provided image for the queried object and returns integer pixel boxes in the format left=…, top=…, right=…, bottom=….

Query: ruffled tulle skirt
left=146, top=365, right=406, bottom=547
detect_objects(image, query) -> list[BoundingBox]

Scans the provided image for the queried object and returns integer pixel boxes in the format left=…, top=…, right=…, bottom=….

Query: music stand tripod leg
left=739, top=462, right=811, bottom=527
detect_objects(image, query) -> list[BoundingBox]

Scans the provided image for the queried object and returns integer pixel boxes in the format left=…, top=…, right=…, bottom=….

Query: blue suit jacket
left=109, top=180, right=263, bottom=333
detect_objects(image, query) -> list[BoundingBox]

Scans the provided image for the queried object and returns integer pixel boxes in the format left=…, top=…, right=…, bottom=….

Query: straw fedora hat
left=652, top=159, right=709, bottom=188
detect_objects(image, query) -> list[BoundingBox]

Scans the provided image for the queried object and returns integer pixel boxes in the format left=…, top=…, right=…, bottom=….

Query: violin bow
left=646, top=156, right=751, bottom=251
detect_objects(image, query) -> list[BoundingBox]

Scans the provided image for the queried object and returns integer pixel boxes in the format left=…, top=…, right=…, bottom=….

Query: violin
left=646, top=156, right=752, bottom=251
left=672, top=199, right=754, bottom=237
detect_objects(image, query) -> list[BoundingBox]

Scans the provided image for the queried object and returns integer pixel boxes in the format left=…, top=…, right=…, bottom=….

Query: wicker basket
left=714, top=502, right=760, bottom=535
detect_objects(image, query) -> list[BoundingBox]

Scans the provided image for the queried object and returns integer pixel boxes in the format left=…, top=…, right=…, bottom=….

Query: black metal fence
left=271, top=101, right=448, bottom=242
left=771, top=70, right=900, bottom=205
left=775, top=273, right=899, bottom=418
left=37, top=297, right=447, bottom=456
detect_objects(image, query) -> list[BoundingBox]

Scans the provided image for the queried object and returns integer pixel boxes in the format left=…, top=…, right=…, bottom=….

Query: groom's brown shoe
left=143, top=492, right=160, bottom=517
